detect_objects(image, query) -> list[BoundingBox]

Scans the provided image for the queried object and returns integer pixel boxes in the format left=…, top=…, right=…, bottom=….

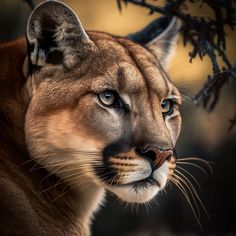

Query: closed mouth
left=114, top=177, right=160, bottom=189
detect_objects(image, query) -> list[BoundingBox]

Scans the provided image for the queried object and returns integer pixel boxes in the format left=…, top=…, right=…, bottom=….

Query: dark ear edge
left=127, top=17, right=180, bottom=69
left=26, top=0, right=93, bottom=71
left=127, top=16, right=175, bottom=44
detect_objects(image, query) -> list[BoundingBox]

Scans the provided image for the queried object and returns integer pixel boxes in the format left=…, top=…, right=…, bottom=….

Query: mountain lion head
left=24, top=0, right=182, bottom=204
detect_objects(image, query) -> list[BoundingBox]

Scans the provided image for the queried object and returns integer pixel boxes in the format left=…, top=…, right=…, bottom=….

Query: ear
left=26, top=0, right=94, bottom=70
left=127, top=17, right=180, bottom=69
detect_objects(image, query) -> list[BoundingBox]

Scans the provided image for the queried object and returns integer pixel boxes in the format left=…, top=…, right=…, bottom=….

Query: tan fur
left=0, top=3, right=182, bottom=235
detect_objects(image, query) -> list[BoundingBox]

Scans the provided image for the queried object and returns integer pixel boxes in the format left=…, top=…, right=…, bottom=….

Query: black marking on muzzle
left=94, top=139, right=132, bottom=185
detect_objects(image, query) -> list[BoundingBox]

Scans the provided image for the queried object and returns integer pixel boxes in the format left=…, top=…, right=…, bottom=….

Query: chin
left=107, top=180, right=160, bottom=203
left=106, top=161, right=170, bottom=203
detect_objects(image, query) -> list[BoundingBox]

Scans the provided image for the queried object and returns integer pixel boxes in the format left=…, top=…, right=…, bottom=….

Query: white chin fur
left=107, top=160, right=170, bottom=203
left=108, top=184, right=159, bottom=203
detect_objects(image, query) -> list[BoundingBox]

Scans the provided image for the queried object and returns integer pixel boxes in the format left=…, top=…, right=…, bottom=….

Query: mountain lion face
left=24, top=1, right=182, bottom=204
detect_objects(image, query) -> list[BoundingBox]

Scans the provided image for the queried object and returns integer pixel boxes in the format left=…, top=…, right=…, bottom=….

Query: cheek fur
left=75, top=101, right=125, bottom=142
left=25, top=109, right=106, bottom=184
left=109, top=156, right=152, bottom=185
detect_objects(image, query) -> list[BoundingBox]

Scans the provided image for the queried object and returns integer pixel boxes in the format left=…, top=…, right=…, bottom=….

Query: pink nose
left=136, top=146, right=173, bottom=168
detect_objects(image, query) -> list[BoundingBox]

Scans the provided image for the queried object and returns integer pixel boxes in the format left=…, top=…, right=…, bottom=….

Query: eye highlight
left=161, top=99, right=174, bottom=115
left=98, top=91, right=116, bottom=106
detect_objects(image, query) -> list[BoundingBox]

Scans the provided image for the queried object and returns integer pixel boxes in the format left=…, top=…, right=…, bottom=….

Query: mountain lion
left=0, top=0, right=182, bottom=235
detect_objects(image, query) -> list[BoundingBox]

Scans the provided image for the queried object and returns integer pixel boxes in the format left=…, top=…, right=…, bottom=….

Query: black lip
left=113, top=177, right=160, bottom=188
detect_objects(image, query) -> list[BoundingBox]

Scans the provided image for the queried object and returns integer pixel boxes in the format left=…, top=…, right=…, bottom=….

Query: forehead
left=88, top=32, right=173, bottom=98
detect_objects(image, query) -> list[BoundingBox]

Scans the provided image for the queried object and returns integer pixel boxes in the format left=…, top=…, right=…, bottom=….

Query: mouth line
left=112, top=177, right=160, bottom=188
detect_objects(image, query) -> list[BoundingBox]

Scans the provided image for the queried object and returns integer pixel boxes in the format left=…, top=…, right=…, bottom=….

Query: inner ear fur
left=26, top=0, right=94, bottom=70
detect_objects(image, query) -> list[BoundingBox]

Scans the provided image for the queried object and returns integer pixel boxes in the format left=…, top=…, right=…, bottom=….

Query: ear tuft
left=26, top=0, right=93, bottom=69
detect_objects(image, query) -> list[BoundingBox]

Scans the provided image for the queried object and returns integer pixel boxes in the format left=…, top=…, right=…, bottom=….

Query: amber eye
left=161, top=99, right=173, bottom=115
left=98, top=91, right=116, bottom=106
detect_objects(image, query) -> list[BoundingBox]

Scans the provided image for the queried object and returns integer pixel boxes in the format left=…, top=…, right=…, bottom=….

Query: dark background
left=1, top=0, right=236, bottom=235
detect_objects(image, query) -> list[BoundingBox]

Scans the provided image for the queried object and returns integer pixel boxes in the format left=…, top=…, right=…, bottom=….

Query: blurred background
left=1, top=0, right=236, bottom=235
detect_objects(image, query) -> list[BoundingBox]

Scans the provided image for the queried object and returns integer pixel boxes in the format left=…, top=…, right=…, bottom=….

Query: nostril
left=136, top=146, right=174, bottom=168
left=143, top=150, right=156, bottom=162
left=135, top=148, right=156, bottom=162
